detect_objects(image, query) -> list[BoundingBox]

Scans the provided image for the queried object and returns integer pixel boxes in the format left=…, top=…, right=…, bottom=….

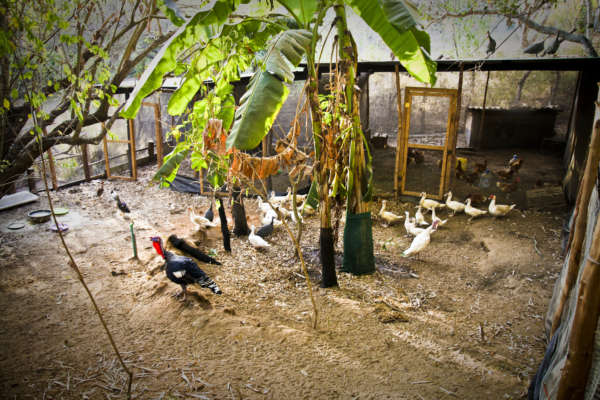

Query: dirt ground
left=0, top=162, right=566, bottom=399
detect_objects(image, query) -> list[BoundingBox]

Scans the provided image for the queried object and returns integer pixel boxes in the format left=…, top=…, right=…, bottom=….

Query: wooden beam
left=556, top=211, right=600, bottom=399
left=446, top=65, right=463, bottom=191
left=550, top=119, right=600, bottom=336
left=129, top=119, right=137, bottom=181
left=142, top=101, right=164, bottom=167
left=476, top=71, right=491, bottom=149
left=393, top=64, right=403, bottom=199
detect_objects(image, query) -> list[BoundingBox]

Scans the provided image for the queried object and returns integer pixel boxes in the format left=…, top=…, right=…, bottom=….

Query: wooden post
left=128, top=119, right=137, bottom=181
left=393, top=64, right=403, bottom=199
left=477, top=71, right=491, bottom=149
left=41, top=126, right=58, bottom=190
left=46, top=148, right=58, bottom=190
left=556, top=212, right=600, bottom=399
left=550, top=119, right=600, bottom=336
left=446, top=64, right=463, bottom=190
left=102, top=123, right=111, bottom=179
left=81, top=144, right=91, bottom=181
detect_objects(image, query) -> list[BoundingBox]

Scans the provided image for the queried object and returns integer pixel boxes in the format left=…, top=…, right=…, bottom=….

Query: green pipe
left=130, top=222, right=137, bottom=259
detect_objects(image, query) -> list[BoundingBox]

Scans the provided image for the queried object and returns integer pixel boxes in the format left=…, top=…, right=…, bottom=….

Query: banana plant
left=122, top=0, right=436, bottom=287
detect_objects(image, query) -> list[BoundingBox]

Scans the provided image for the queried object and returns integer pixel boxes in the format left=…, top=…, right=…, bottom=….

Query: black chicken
left=111, top=189, right=130, bottom=213
left=151, top=236, right=222, bottom=299
left=256, top=217, right=274, bottom=238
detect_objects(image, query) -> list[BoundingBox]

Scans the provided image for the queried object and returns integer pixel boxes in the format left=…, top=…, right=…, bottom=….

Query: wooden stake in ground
left=556, top=212, right=600, bottom=399
left=550, top=119, right=600, bottom=336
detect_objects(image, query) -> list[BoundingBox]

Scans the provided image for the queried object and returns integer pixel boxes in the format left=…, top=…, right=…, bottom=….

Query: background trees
left=0, top=0, right=172, bottom=197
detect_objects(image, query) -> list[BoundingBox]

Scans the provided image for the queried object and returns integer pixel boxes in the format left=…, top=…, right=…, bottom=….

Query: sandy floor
left=0, top=165, right=565, bottom=399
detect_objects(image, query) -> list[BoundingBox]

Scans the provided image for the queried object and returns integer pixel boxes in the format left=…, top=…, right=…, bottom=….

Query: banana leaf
left=347, top=0, right=436, bottom=85
left=277, top=0, right=318, bottom=27
left=226, top=29, right=311, bottom=150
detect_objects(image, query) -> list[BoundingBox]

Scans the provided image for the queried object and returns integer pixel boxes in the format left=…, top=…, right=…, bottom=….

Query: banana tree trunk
left=335, top=2, right=374, bottom=275
left=307, top=6, right=337, bottom=287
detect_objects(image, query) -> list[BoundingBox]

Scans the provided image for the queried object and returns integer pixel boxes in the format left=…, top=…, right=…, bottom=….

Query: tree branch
left=434, top=8, right=598, bottom=57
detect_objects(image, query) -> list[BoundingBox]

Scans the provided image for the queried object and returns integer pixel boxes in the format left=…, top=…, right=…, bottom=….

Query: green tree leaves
left=121, top=0, right=242, bottom=119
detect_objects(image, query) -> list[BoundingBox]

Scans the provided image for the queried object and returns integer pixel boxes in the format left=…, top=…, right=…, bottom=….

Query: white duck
left=301, top=200, right=316, bottom=216
left=249, top=225, right=271, bottom=250
left=488, top=195, right=516, bottom=217
left=262, top=208, right=278, bottom=225
left=465, top=198, right=487, bottom=221
left=379, top=200, right=403, bottom=225
left=431, top=206, right=447, bottom=227
left=402, top=220, right=439, bottom=258
left=419, top=192, right=445, bottom=212
left=414, top=206, right=428, bottom=226
left=445, top=191, right=465, bottom=215
left=257, top=196, right=271, bottom=214
left=269, top=188, right=291, bottom=206
left=188, top=206, right=218, bottom=230
left=404, top=211, right=426, bottom=236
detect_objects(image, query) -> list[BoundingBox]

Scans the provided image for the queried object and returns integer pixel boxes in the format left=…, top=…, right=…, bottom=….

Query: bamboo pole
left=556, top=212, right=600, bottom=399
left=393, top=64, right=403, bottom=199
left=550, top=119, right=600, bottom=336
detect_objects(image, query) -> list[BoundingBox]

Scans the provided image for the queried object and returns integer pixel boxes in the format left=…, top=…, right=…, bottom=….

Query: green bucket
left=341, top=211, right=375, bottom=275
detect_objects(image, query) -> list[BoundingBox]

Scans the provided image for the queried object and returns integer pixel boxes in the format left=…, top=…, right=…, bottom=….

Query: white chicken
left=414, top=206, right=428, bottom=226
left=379, top=200, right=403, bottom=225
left=419, top=192, right=445, bottom=212
left=249, top=225, right=271, bottom=250
left=404, top=211, right=426, bottom=236
left=402, top=220, right=439, bottom=258
left=444, top=191, right=465, bottom=215
left=188, top=206, right=218, bottom=231
left=464, top=198, right=487, bottom=221
left=431, top=206, right=447, bottom=227
left=488, top=195, right=516, bottom=217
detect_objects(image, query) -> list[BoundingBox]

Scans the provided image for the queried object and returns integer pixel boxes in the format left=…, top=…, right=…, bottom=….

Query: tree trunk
left=231, top=189, right=250, bottom=236
left=335, top=2, right=374, bottom=275
left=306, top=5, right=337, bottom=287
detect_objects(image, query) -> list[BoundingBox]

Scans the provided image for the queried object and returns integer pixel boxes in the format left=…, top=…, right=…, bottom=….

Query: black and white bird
left=486, top=30, right=496, bottom=55
left=256, top=217, right=274, bottom=238
left=111, top=189, right=130, bottom=213
left=151, top=236, right=221, bottom=299
left=204, top=202, right=214, bottom=222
